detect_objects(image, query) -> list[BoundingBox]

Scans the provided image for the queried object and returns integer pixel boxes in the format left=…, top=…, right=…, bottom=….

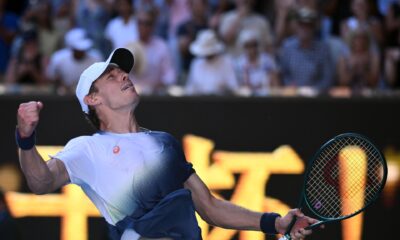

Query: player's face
left=93, top=66, right=140, bottom=113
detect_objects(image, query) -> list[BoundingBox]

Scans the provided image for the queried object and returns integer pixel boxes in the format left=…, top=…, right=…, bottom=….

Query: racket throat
left=306, top=220, right=330, bottom=230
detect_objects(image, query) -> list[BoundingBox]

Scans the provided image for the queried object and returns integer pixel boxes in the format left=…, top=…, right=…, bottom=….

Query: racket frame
left=285, top=133, right=388, bottom=235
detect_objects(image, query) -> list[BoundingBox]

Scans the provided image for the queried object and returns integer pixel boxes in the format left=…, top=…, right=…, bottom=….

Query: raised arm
left=16, top=101, right=70, bottom=194
left=184, top=173, right=317, bottom=239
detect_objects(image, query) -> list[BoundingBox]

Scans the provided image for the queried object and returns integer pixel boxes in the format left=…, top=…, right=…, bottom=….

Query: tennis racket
left=279, top=133, right=387, bottom=240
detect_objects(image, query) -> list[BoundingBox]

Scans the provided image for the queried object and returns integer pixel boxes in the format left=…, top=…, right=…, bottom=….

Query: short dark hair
left=84, top=83, right=100, bottom=130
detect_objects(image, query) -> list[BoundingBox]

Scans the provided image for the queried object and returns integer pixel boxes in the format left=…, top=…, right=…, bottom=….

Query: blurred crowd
left=1, top=0, right=400, bottom=97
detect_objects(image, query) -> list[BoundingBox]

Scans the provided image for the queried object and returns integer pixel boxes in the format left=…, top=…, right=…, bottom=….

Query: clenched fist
left=17, top=101, right=43, bottom=138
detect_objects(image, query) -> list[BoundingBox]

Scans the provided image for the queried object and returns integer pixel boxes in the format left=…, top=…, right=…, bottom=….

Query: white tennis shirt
left=54, top=130, right=194, bottom=228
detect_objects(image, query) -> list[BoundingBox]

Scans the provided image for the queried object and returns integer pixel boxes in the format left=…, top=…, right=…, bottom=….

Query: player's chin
left=128, top=87, right=140, bottom=99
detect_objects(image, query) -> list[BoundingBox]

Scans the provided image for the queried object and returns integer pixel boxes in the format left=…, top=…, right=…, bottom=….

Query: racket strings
left=305, top=136, right=385, bottom=219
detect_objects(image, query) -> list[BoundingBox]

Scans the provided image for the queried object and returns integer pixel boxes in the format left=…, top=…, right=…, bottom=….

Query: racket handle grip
left=284, top=215, right=297, bottom=235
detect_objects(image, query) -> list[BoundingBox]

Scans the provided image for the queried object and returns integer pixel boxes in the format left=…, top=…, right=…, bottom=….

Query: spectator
left=279, top=7, right=334, bottom=91
left=385, top=50, right=400, bottom=89
left=341, top=0, right=384, bottom=50
left=177, top=0, right=209, bottom=75
left=385, top=0, right=400, bottom=47
left=337, top=27, right=380, bottom=90
left=167, top=0, right=191, bottom=40
left=35, top=1, right=63, bottom=62
left=170, top=0, right=192, bottom=40
left=53, top=0, right=74, bottom=38
left=134, top=0, right=166, bottom=39
left=160, top=0, right=192, bottom=89
left=378, top=0, right=397, bottom=16
left=208, top=0, right=233, bottom=30
left=297, top=0, right=318, bottom=9
left=105, top=0, right=138, bottom=49
left=135, top=0, right=191, bottom=40
left=385, top=46, right=400, bottom=89
left=274, top=0, right=297, bottom=46
left=218, top=0, right=273, bottom=56
left=318, top=0, right=352, bottom=38
left=46, top=28, right=102, bottom=94
left=186, top=29, right=238, bottom=95
left=18, top=2, right=40, bottom=36
left=319, top=1, right=350, bottom=79
left=385, top=0, right=400, bottom=88
left=129, top=6, right=176, bottom=95
left=235, top=29, right=279, bottom=96
left=74, top=0, right=112, bottom=56
left=319, top=0, right=340, bottom=40
left=0, top=0, right=19, bottom=81
left=0, top=189, right=20, bottom=240
left=5, top=30, right=47, bottom=85
left=274, top=0, right=320, bottom=47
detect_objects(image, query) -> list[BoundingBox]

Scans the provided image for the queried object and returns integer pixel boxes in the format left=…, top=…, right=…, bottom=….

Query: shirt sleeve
left=53, top=136, right=94, bottom=186
left=168, top=134, right=195, bottom=183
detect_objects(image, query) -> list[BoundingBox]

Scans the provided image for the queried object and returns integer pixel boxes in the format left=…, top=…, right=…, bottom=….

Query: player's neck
left=99, top=110, right=140, bottom=133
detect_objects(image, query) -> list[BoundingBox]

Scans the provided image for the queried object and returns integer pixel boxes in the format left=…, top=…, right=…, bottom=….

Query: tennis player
left=16, top=48, right=317, bottom=240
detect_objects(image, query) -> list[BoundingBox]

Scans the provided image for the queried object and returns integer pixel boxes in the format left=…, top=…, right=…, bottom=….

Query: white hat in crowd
left=189, top=29, right=225, bottom=57
left=238, top=28, right=261, bottom=47
left=76, top=48, right=135, bottom=114
left=65, top=28, right=93, bottom=51
left=125, top=41, right=146, bottom=76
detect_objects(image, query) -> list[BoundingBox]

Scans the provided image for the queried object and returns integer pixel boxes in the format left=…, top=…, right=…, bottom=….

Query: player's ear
left=84, top=93, right=100, bottom=107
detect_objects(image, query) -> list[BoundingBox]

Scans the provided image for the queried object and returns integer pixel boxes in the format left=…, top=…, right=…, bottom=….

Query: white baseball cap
left=76, top=48, right=134, bottom=114
left=65, top=28, right=93, bottom=51
left=189, top=29, right=225, bottom=57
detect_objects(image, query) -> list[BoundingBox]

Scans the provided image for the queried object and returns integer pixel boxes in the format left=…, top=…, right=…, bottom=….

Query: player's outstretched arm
left=184, top=173, right=262, bottom=230
left=184, top=173, right=317, bottom=239
left=16, top=101, right=69, bottom=194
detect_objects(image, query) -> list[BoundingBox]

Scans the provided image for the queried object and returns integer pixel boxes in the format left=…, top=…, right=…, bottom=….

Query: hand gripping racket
left=279, top=133, right=387, bottom=240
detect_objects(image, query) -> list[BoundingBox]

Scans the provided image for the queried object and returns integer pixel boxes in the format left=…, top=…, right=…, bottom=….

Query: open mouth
left=121, top=82, right=134, bottom=91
